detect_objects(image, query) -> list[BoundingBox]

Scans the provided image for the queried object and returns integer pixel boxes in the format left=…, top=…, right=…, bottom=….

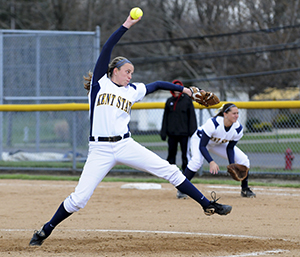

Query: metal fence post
left=35, top=33, right=41, bottom=152
left=95, top=26, right=100, bottom=61
left=72, top=111, right=77, bottom=171
left=0, top=30, right=3, bottom=160
left=198, top=109, right=204, bottom=176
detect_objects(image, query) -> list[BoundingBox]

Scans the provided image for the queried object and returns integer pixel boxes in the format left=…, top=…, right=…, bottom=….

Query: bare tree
left=1, top=0, right=300, bottom=99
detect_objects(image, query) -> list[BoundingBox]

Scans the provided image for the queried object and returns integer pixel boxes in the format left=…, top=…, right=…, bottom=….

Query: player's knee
left=167, top=168, right=186, bottom=186
left=237, top=157, right=250, bottom=168
left=187, top=159, right=202, bottom=172
left=64, top=194, right=88, bottom=213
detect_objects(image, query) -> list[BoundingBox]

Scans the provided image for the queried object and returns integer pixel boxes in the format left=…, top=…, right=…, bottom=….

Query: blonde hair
left=83, top=71, right=93, bottom=93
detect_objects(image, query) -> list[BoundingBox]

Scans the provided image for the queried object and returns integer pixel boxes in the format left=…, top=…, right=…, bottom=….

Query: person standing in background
left=161, top=80, right=197, bottom=172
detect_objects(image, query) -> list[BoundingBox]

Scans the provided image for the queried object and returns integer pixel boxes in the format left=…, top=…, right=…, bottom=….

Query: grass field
left=0, top=173, right=299, bottom=189
left=1, top=131, right=300, bottom=174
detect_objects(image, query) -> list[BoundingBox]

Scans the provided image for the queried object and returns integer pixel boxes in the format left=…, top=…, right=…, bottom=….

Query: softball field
left=1, top=179, right=300, bottom=256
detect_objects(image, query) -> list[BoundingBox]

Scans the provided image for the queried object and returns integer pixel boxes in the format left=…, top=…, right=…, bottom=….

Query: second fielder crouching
left=177, top=103, right=256, bottom=199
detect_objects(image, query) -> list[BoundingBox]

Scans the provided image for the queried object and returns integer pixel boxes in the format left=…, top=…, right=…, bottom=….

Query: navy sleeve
left=145, top=81, right=184, bottom=95
left=199, top=131, right=214, bottom=163
left=226, top=140, right=238, bottom=164
left=92, top=25, right=128, bottom=85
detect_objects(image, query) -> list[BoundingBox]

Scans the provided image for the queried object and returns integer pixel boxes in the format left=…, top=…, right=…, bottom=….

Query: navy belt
left=89, top=132, right=130, bottom=142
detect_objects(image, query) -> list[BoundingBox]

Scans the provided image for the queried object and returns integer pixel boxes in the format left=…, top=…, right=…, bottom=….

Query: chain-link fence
left=0, top=28, right=98, bottom=172
left=0, top=102, right=300, bottom=178
left=200, top=105, right=300, bottom=175
left=130, top=104, right=300, bottom=176
left=1, top=29, right=300, bottom=177
left=0, top=28, right=99, bottom=102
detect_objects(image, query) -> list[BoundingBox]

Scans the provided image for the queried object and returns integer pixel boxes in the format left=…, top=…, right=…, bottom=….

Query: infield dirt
left=1, top=179, right=300, bottom=256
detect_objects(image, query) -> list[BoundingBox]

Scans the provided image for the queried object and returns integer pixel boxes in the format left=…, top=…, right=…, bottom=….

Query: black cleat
left=241, top=187, right=256, bottom=198
left=203, top=191, right=232, bottom=216
left=29, top=227, right=48, bottom=246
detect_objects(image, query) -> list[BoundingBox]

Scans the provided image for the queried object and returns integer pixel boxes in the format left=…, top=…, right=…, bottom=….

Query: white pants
left=187, top=132, right=250, bottom=172
left=64, top=138, right=185, bottom=213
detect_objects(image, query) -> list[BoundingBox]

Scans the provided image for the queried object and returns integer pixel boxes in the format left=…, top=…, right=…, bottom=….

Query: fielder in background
left=160, top=79, right=197, bottom=172
left=29, top=11, right=232, bottom=247
left=177, top=103, right=256, bottom=199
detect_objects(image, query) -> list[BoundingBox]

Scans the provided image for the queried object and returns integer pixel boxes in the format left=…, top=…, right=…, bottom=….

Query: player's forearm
left=199, top=132, right=213, bottom=163
left=200, top=146, right=213, bottom=163
left=226, top=141, right=237, bottom=164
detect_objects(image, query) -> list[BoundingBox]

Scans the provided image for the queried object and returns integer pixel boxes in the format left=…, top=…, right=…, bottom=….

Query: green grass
left=2, top=129, right=300, bottom=171
left=0, top=174, right=80, bottom=181
left=238, top=142, right=300, bottom=153
left=3, top=113, right=66, bottom=144
left=202, top=164, right=300, bottom=173
left=132, top=134, right=160, bottom=142
left=0, top=161, right=138, bottom=171
left=0, top=161, right=299, bottom=174
left=132, top=133, right=300, bottom=143
left=135, top=133, right=300, bottom=153
left=240, top=132, right=300, bottom=153
left=0, top=160, right=84, bottom=168
left=242, top=133, right=300, bottom=140
left=0, top=173, right=299, bottom=188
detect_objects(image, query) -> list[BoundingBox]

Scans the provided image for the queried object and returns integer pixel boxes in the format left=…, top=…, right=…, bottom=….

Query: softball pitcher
left=177, top=103, right=256, bottom=199
left=29, top=12, right=232, bottom=247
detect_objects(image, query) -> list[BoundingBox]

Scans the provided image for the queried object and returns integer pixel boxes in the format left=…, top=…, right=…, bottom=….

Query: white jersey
left=187, top=116, right=249, bottom=171
left=201, top=116, right=243, bottom=146
left=89, top=74, right=146, bottom=137
left=63, top=25, right=189, bottom=214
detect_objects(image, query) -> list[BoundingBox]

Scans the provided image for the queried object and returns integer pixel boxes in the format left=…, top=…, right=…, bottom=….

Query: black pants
left=167, top=135, right=189, bottom=171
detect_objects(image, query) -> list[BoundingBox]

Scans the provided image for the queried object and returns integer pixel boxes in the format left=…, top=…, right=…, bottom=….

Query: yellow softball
left=130, top=7, right=143, bottom=20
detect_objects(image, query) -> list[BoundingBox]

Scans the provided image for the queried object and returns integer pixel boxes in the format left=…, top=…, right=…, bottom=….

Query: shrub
left=246, top=118, right=261, bottom=132
left=272, top=113, right=300, bottom=128
left=253, top=122, right=272, bottom=132
left=246, top=118, right=272, bottom=132
left=272, top=114, right=290, bottom=128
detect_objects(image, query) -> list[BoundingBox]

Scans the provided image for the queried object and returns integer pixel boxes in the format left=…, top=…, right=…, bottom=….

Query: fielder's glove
left=189, top=87, right=220, bottom=107
left=227, top=164, right=249, bottom=181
